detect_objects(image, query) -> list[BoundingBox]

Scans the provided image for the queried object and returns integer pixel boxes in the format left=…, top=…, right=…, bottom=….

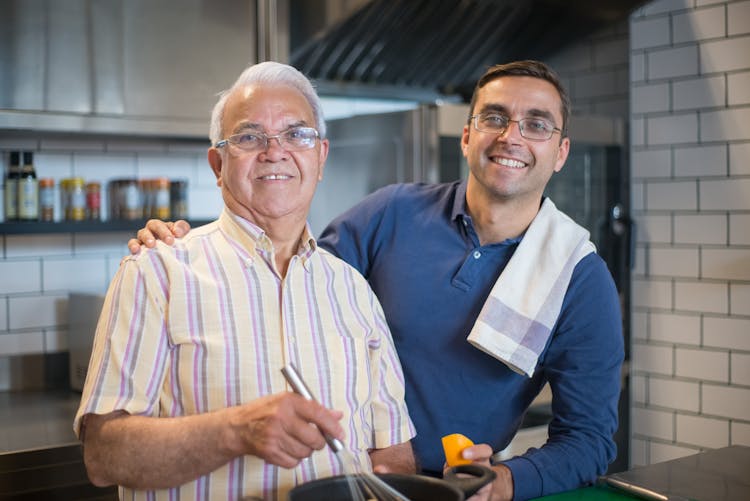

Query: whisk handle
left=281, top=364, right=344, bottom=453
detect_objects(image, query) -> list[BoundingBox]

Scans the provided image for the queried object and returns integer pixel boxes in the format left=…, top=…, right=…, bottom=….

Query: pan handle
left=443, top=464, right=497, bottom=498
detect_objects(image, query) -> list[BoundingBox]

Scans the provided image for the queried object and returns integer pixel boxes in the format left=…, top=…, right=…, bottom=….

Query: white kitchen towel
left=467, top=198, right=596, bottom=377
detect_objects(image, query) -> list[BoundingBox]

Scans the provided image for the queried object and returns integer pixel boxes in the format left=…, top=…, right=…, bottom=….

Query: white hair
left=208, top=61, right=326, bottom=144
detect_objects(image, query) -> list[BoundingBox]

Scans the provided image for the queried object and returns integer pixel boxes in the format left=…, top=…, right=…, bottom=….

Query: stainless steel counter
left=0, top=390, right=81, bottom=452
left=0, top=390, right=118, bottom=499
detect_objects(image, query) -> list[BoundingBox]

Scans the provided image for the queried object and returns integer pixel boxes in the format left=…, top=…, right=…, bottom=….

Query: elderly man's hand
left=227, top=392, right=345, bottom=468
left=127, top=219, right=191, bottom=254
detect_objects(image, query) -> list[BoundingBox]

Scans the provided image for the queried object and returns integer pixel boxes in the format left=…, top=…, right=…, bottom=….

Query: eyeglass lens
left=474, top=114, right=554, bottom=140
left=226, top=128, right=318, bottom=151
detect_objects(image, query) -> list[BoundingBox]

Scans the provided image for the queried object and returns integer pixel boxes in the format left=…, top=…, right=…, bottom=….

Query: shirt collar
left=450, top=179, right=470, bottom=223
left=218, top=208, right=318, bottom=270
left=449, top=179, right=526, bottom=246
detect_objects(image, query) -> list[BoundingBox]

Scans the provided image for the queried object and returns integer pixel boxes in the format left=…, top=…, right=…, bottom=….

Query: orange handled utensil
left=442, top=433, right=475, bottom=467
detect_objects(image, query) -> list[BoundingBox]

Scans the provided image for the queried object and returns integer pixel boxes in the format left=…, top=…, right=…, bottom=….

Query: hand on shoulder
left=128, top=219, right=191, bottom=254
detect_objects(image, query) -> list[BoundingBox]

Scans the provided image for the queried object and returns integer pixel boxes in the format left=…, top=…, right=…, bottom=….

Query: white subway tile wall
left=630, top=0, right=750, bottom=466
left=675, top=414, right=729, bottom=449
left=632, top=83, right=671, bottom=114
left=673, top=145, right=727, bottom=178
left=648, top=246, right=699, bottom=278
left=649, top=312, right=701, bottom=345
left=645, top=180, right=697, bottom=210
left=632, top=343, right=674, bottom=375
left=672, top=75, right=726, bottom=112
left=672, top=5, right=726, bottom=43
left=699, top=36, right=750, bottom=73
left=703, top=317, right=750, bottom=351
left=731, top=353, right=750, bottom=385
left=0, top=332, right=45, bottom=356
left=732, top=421, right=750, bottom=444
left=729, top=283, right=750, bottom=314
left=727, top=0, right=750, bottom=33
left=648, top=46, right=700, bottom=80
left=650, top=377, right=701, bottom=412
left=633, top=407, right=674, bottom=441
left=638, top=214, right=672, bottom=244
left=8, top=295, right=68, bottom=331
left=674, top=347, right=729, bottom=382
left=633, top=374, right=648, bottom=402
left=727, top=71, right=750, bottom=105
left=674, top=213, right=727, bottom=244
left=633, top=278, right=673, bottom=309
left=729, top=143, right=750, bottom=175
left=702, top=248, right=750, bottom=280
left=647, top=113, right=700, bottom=145
left=702, top=385, right=750, bottom=421
left=700, top=107, right=750, bottom=142
left=673, top=281, right=728, bottom=314
left=631, top=148, right=672, bottom=178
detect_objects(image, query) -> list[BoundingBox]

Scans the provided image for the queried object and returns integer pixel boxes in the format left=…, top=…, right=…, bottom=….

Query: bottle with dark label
left=17, top=151, right=39, bottom=221
left=170, top=179, right=188, bottom=219
left=4, top=151, right=21, bottom=221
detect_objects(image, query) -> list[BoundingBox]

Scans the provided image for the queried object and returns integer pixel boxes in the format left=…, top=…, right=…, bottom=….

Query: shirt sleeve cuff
left=501, top=455, right=543, bottom=501
left=373, top=420, right=417, bottom=450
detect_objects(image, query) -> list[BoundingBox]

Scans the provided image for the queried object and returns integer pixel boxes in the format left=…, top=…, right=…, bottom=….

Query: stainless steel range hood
left=0, top=0, right=646, bottom=137
left=0, top=0, right=284, bottom=138
left=291, top=0, right=647, bottom=101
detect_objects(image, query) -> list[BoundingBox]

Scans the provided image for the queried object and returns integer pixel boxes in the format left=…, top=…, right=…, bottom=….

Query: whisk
left=281, top=364, right=410, bottom=501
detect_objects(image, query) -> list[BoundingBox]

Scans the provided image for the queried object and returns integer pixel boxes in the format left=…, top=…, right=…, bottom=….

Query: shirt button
left=473, top=251, right=481, bottom=259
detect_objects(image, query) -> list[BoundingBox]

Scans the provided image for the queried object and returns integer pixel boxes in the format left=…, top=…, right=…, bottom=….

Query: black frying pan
left=287, top=464, right=496, bottom=501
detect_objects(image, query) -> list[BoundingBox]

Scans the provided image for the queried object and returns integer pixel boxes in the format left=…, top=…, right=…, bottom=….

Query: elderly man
left=74, top=61, right=415, bottom=500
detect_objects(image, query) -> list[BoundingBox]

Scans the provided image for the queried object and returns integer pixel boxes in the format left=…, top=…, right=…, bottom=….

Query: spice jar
left=123, top=179, right=141, bottom=220
left=153, top=177, right=170, bottom=219
left=86, top=181, right=101, bottom=220
left=109, top=178, right=141, bottom=220
left=39, top=178, right=55, bottom=221
left=65, top=177, right=86, bottom=221
left=140, top=179, right=152, bottom=218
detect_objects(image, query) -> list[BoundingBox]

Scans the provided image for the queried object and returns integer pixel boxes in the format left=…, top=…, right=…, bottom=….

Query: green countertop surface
left=534, top=485, right=640, bottom=500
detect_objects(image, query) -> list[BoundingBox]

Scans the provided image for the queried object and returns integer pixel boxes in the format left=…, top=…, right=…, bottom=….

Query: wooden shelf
left=0, top=219, right=212, bottom=235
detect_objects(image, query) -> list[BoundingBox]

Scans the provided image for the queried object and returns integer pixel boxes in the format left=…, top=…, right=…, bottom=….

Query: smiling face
left=461, top=75, right=570, bottom=209
left=208, top=84, right=329, bottom=229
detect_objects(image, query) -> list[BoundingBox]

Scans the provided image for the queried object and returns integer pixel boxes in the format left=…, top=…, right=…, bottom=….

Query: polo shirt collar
left=450, top=179, right=470, bottom=223
left=449, top=180, right=527, bottom=246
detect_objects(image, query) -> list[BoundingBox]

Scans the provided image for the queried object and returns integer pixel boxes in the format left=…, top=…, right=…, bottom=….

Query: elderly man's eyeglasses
left=214, top=127, right=320, bottom=152
left=471, top=113, right=561, bottom=141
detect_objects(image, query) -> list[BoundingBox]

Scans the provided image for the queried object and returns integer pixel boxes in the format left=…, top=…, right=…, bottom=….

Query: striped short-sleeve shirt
left=74, top=209, right=415, bottom=500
